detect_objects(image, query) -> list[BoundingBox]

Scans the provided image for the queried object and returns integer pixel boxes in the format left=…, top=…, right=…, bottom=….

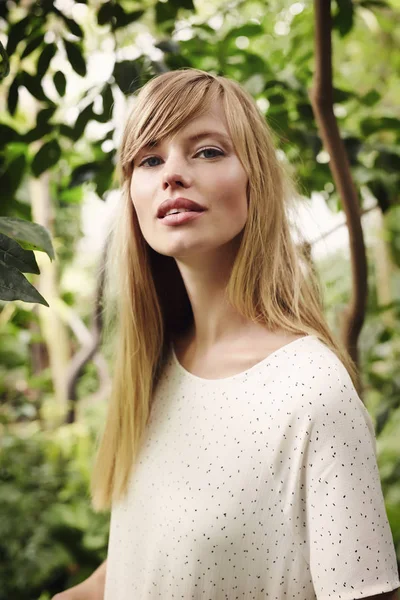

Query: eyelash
left=138, top=147, right=225, bottom=168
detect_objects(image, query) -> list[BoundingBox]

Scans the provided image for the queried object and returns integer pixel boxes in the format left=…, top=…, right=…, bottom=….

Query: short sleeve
left=290, top=358, right=400, bottom=600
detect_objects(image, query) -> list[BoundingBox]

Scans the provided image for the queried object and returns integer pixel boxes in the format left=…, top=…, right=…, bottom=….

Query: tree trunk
left=310, top=0, right=368, bottom=370
left=30, top=172, right=71, bottom=420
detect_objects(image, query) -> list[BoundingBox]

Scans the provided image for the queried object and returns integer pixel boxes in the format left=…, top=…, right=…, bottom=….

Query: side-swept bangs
left=120, top=70, right=223, bottom=179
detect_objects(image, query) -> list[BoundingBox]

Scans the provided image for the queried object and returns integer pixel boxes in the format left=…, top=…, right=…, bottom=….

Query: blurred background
left=0, top=0, right=399, bottom=598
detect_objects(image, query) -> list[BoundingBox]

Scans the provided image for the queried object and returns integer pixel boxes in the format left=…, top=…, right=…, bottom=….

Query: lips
left=157, top=197, right=206, bottom=219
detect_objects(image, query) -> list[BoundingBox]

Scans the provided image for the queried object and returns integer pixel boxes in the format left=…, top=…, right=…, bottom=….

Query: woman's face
left=130, top=100, right=248, bottom=259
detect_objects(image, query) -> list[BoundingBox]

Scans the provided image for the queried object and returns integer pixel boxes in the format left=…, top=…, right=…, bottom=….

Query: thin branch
left=309, top=0, right=368, bottom=369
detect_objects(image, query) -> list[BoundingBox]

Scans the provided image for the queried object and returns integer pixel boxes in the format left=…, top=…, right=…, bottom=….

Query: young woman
left=53, top=69, right=399, bottom=600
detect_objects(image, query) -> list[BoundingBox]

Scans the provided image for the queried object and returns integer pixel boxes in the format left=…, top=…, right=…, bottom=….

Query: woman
left=53, top=68, right=399, bottom=600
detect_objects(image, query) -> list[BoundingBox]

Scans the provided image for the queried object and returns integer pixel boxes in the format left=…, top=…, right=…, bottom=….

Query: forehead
left=141, top=105, right=231, bottom=151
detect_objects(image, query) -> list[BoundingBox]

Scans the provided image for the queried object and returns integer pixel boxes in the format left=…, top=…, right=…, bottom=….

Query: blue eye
left=139, top=156, right=162, bottom=168
left=138, top=147, right=224, bottom=168
left=196, top=147, right=224, bottom=159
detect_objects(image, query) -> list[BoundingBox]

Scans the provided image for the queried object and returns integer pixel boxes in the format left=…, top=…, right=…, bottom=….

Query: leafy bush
left=0, top=423, right=109, bottom=600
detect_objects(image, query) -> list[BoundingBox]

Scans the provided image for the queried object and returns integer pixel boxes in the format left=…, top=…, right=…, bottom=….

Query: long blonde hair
left=91, top=68, right=359, bottom=511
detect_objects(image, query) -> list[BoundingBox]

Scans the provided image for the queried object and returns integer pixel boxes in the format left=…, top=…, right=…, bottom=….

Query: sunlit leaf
left=0, top=217, right=55, bottom=260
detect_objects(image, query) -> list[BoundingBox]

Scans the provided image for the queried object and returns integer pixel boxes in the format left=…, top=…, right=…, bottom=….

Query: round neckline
left=170, top=334, right=317, bottom=383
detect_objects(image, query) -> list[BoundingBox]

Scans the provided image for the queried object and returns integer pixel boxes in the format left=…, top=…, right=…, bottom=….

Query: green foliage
left=0, top=218, right=55, bottom=306
left=0, top=425, right=109, bottom=600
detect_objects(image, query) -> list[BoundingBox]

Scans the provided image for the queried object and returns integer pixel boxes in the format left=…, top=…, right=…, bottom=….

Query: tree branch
left=309, top=0, right=368, bottom=368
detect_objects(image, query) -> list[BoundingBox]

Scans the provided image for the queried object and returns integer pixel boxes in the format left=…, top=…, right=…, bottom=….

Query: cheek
left=215, top=167, right=248, bottom=214
left=130, top=176, right=145, bottom=215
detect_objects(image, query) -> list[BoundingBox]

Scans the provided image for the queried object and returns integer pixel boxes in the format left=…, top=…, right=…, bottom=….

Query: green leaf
left=72, top=103, right=94, bottom=140
left=24, top=122, right=53, bottom=144
left=361, top=90, right=381, bottom=107
left=95, top=164, right=114, bottom=197
left=64, top=40, right=86, bottom=77
left=37, top=106, right=57, bottom=127
left=224, top=23, right=263, bottom=43
left=59, top=124, right=76, bottom=139
left=332, top=87, right=355, bottom=102
left=113, top=60, right=141, bottom=95
left=0, top=233, right=40, bottom=274
left=333, top=0, right=354, bottom=37
left=98, top=2, right=114, bottom=26
left=0, top=39, right=10, bottom=81
left=7, top=76, right=19, bottom=115
left=37, top=42, right=57, bottom=79
left=6, top=15, right=31, bottom=56
left=62, top=16, right=83, bottom=38
left=0, top=258, right=49, bottom=306
left=155, top=39, right=180, bottom=53
left=121, top=9, right=144, bottom=26
left=95, top=84, right=113, bottom=122
left=0, top=217, right=55, bottom=260
left=0, top=154, right=27, bottom=198
left=53, top=70, right=66, bottom=96
left=21, top=32, right=45, bottom=59
left=21, top=71, right=48, bottom=102
left=31, top=139, right=62, bottom=177
left=0, top=124, right=17, bottom=145
left=70, top=162, right=102, bottom=187
left=361, top=117, right=400, bottom=137
left=155, top=0, right=182, bottom=28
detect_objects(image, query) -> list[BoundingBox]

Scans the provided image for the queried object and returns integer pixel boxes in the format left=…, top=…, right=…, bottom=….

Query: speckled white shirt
left=104, top=335, right=400, bottom=600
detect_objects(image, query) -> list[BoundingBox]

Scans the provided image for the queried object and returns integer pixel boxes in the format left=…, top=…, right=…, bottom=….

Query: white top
left=104, top=335, right=400, bottom=600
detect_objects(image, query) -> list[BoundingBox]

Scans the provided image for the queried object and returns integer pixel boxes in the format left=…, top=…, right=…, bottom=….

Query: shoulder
left=279, top=335, right=374, bottom=432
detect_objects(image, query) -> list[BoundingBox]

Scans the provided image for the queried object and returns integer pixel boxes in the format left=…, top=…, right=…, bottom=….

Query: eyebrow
left=142, top=130, right=232, bottom=150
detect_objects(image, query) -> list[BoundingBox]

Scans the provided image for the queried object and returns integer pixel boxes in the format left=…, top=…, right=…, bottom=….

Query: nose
left=162, top=153, right=191, bottom=191
left=162, top=172, right=187, bottom=191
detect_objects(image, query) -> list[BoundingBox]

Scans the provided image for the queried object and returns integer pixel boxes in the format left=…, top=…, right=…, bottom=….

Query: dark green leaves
left=155, top=0, right=194, bottom=31
left=70, top=162, right=103, bottom=187
left=113, top=61, right=141, bottom=94
left=7, top=76, right=20, bottom=115
left=31, top=140, right=62, bottom=178
left=0, top=258, right=49, bottom=306
left=0, top=124, right=17, bottom=145
left=97, top=2, right=114, bottom=25
left=53, top=70, right=66, bottom=96
left=6, top=15, right=31, bottom=56
left=97, top=2, right=144, bottom=29
left=0, top=40, right=10, bottom=81
left=69, top=159, right=115, bottom=197
left=37, top=42, right=57, bottom=79
left=333, top=0, right=354, bottom=37
left=21, top=71, right=48, bottom=102
left=62, top=16, right=84, bottom=38
left=0, top=217, right=54, bottom=260
left=93, top=84, right=114, bottom=122
left=360, top=117, right=400, bottom=137
left=0, top=233, right=39, bottom=275
left=21, top=32, right=45, bottom=59
left=64, top=40, right=86, bottom=76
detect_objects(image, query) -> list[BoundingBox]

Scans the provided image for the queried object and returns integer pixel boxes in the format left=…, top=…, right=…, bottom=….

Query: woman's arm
left=52, top=559, right=107, bottom=600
